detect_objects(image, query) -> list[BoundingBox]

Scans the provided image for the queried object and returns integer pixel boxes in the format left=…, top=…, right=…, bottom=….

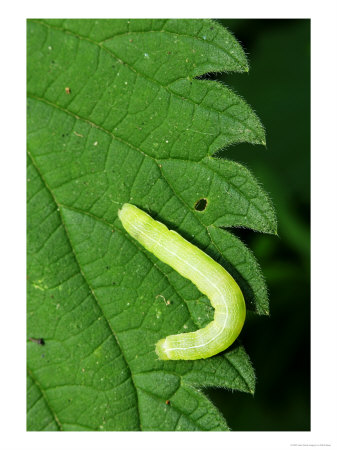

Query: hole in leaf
left=194, top=198, right=208, bottom=211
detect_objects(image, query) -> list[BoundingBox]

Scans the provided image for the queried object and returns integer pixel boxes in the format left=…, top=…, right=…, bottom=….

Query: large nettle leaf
left=27, top=19, right=276, bottom=431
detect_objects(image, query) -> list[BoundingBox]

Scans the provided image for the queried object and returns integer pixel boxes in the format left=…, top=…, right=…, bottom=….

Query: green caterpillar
left=118, top=203, right=246, bottom=360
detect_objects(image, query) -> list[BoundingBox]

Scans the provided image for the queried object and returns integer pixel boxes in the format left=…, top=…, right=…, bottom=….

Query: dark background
left=205, top=19, right=310, bottom=431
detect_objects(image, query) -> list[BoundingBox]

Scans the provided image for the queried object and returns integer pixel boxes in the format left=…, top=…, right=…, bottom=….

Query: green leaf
left=27, top=19, right=276, bottom=431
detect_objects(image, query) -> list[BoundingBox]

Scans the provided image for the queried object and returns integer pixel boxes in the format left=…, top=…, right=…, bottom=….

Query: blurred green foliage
left=205, top=19, right=310, bottom=431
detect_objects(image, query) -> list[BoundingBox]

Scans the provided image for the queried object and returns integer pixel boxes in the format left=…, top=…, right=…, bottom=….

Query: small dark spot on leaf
left=106, top=266, right=109, bottom=270
left=194, top=198, right=208, bottom=211
left=28, top=337, right=45, bottom=346
left=51, top=295, right=54, bottom=298
left=65, top=87, right=71, bottom=94
left=167, top=51, right=171, bottom=55
left=210, top=26, right=214, bottom=30
left=165, top=400, right=170, bottom=405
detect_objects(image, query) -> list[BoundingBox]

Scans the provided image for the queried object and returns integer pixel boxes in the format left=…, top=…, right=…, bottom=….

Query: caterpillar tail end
left=155, top=338, right=170, bottom=360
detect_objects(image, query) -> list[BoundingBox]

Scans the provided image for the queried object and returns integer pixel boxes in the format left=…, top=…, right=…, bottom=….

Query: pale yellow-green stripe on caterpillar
left=118, top=203, right=246, bottom=360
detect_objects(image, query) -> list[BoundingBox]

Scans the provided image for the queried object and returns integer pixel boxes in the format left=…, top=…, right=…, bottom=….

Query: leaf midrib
left=27, top=18, right=267, bottom=431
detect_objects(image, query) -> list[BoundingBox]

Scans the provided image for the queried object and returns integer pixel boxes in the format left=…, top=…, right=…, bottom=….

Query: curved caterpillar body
left=118, top=203, right=246, bottom=360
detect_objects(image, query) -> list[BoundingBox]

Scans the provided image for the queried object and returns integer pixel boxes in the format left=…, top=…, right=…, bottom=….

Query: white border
left=1, top=1, right=337, bottom=449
